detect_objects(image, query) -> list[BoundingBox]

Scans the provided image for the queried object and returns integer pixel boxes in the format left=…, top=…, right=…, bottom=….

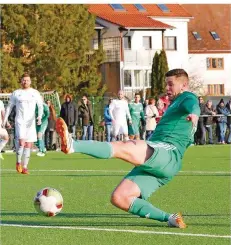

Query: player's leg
left=111, top=155, right=186, bottom=228
left=56, top=117, right=152, bottom=164
left=111, top=123, right=120, bottom=142
left=21, top=126, right=37, bottom=174
left=0, top=128, right=9, bottom=160
left=36, top=122, right=47, bottom=156
left=21, top=141, right=32, bottom=174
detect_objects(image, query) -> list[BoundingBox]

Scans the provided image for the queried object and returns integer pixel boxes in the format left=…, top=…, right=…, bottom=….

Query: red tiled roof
left=88, top=4, right=192, bottom=29
left=183, top=4, right=231, bottom=53
left=96, top=14, right=173, bottom=29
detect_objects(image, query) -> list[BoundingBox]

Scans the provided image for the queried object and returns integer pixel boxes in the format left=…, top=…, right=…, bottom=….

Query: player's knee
left=110, top=190, right=130, bottom=210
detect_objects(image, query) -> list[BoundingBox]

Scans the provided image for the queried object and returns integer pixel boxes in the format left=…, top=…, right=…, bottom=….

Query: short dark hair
left=165, top=69, right=189, bottom=79
left=134, top=93, right=140, bottom=97
left=21, top=72, right=30, bottom=79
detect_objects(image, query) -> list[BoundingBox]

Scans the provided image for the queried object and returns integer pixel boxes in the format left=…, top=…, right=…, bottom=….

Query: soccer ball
left=34, top=187, right=63, bottom=217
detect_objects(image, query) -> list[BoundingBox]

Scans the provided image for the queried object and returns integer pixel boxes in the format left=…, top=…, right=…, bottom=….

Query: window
left=143, top=36, right=152, bottom=50
left=124, top=70, right=132, bottom=87
left=206, top=58, right=224, bottom=69
left=210, top=31, right=220, bottom=40
left=164, top=36, right=177, bottom=50
left=110, top=4, right=125, bottom=11
left=207, top=84, right=224, bottom=95
left=192, top=31, right=202, bottom=40
left=134, top=70, right=142, bottom=87
left=124, top=36, right=131, bottom=49
left=144, top=71, right=151, bottom=87
left=157, top=4, right=170, bottom=12
left=134, top=4, right=146, bottom=12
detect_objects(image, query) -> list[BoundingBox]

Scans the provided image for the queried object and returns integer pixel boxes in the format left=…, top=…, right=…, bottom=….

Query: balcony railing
left=124, top=49, right=160, bottom=66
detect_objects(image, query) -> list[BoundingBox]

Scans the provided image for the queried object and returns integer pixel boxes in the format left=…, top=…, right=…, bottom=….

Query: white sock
left=17, top=146, right=24, bottom=164
left=0, top=139, right=8, bottom=151
left=22, top=148, right=31, bottom=169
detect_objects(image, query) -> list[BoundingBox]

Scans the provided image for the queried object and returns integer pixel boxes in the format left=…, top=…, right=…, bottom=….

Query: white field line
left=1, top=169, right=231, bottom=174
left=0, top=223, right=230, bottom=239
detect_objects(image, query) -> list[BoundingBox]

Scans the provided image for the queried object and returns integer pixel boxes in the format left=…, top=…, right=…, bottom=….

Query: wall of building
left=188, top=53, right=231, bottom=95
left=153, top=17, right=190, bottom=71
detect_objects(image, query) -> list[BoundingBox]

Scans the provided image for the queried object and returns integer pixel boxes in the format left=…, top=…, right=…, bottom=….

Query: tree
left=158, top=50, right=169, bottom=95
left=1, top=4, right=106, bottom=96
left=189, top=75, right=206, bottom=96
left=150, top=51, right=159, bottom=97
left=150, top=50, right=169, bottom=97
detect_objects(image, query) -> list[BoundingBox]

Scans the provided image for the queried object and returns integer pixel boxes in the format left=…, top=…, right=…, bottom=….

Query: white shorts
left=112, top=122, right=128, bottom=136
left=0, top=127, right=8, bottom=137
left=15, top=123, right=37, bottom=142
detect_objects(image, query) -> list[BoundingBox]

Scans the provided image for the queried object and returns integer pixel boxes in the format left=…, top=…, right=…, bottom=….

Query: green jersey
left=36, top=103, right=50, bottom=124
left=150, top=91, right=200, bottom=157
left=129, top=102, right=145, bottom=123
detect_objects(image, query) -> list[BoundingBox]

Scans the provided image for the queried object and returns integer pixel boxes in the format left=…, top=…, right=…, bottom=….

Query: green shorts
left=124, top=141, right=182, bottom=200
left=36, top=121, right=48, bottom=134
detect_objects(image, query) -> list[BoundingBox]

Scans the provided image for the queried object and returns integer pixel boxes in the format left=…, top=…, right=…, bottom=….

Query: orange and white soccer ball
left=34, top=187, right=63, bottom=217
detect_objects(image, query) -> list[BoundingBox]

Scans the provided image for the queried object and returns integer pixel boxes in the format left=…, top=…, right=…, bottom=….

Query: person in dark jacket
left=197, top=96, right=206, bottom=145
left=104, top=98, right=113, bottom=142
left=60, top=94, right=78, bottom=139
left=226, top=98, right=231, bottom=143
left=204, top=100, right=216, bottom=144
left=216, top=99, right=229, bottom=144
left=78, top=95, right=94, bottom=140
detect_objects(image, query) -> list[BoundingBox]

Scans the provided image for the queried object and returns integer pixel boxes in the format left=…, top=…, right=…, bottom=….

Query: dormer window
left=192, top=32, right=202, bottom=40
left=157, top=4, right=170, bottom=12
left=110, top=4, right=125, bottom=11
left=134, top=4, right=146, bottom=12
left=210, top=31, right=220, bottom=40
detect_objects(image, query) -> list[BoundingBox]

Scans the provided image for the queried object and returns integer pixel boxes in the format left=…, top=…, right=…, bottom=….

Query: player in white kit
left=109, top=90, right=132, bottom=141
left=0, top=100, right=10, bottom=160
left=3, top=73, right=43, bottom=174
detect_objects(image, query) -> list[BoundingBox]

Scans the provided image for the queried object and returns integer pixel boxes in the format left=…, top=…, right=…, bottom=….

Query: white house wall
left=188, top=53, right=231, bottom=95
left=153, top=17, right=190, bottom=71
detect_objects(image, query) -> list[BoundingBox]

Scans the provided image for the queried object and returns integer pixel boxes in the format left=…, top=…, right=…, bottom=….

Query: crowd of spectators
left=4, top=92, right=231, bottom=152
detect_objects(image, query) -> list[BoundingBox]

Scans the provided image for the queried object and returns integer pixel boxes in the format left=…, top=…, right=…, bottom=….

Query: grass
left=1, top=145, right=230, bottom=245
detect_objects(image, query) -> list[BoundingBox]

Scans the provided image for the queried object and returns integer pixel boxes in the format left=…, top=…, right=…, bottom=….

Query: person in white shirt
left=0, top=100, right=10, bottom=160
left=145, top=98, right=159, bottom=140
left=109, top=90, right=132, bottom=141
left=3, top=73, right=43, bottom=174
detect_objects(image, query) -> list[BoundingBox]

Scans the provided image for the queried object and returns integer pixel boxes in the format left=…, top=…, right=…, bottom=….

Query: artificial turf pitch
left=1, top=145, right=230, bottom=245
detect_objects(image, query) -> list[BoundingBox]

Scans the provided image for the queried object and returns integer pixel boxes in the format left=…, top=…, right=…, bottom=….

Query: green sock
left=73, top=140, right=113, bottom=159
left=128, top=198, right=170, bottom=222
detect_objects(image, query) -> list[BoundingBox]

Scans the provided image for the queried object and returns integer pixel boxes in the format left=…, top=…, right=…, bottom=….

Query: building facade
left=89, top=4, right=192, bottom=98
left=183, top=4, right=231, bottom=96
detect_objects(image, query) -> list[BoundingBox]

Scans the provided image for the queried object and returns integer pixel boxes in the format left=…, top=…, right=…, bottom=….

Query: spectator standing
left=109, top=90, right=132, bottom=141
left=60, top=94, right=78, bottom=139
left=45, top=100, right=57, bottom=150
left=128, top=93, right=145, bottom=140
left=204, top=100, right=216, bottom=144
left=145, top=98, right=159, bottom=140
left=78, top=95, right=94, bottom=140
left=197, top=96, right=206, bottom=145
left=216, top=99, right=229, bottom=144
left=104, top=98, right=113, bottom=142
left=226, top=98, right=231, bottom=143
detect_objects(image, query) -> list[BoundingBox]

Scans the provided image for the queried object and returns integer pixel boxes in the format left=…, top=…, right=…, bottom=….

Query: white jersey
left=109, top=99, right=131, bottom=123
left=4, top=88, right=43, bottom=125
left=0, top=100, right=5, bottom=126
left=3, top=88, right=43, bottom=142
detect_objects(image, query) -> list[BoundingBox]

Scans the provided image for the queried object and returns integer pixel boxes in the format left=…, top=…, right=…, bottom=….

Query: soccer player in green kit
left=35, top=99, right=50, bottom=156
left=128, top=93, right=145, bottom=140
left=56, top=69, right=200, bottom=228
